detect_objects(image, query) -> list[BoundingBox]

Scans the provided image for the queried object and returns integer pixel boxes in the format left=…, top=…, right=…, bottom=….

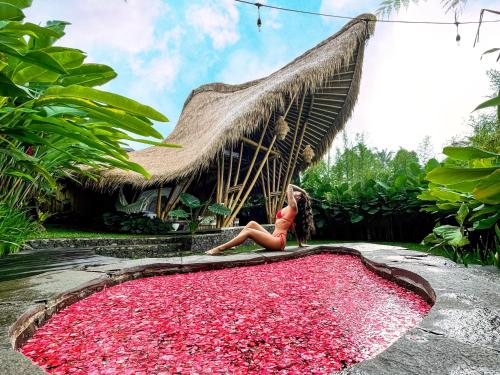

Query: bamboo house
left=68, top=14, right=376, bottom=227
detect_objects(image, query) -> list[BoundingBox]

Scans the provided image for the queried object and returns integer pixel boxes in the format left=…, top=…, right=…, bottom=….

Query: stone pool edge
left=5, top=244, right=500, bottom=375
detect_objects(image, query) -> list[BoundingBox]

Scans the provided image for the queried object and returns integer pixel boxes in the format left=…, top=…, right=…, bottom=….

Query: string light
left=455, top=11, right=461, bottom=46
left=256, top=2, right=262, bottom=31
left=234, top=0, right=500, bottom=25
left=235, top=1, right=500, bottom=45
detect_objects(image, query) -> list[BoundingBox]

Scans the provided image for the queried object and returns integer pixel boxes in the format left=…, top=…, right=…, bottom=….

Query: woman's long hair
left=294, top=192, right=315, bottom=244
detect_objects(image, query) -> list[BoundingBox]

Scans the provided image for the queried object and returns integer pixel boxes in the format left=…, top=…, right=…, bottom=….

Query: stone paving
left=1, top=243, right=499, bottom=375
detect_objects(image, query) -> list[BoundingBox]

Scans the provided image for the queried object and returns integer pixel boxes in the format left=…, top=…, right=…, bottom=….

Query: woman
left=205, top=184, right=314, bottom=255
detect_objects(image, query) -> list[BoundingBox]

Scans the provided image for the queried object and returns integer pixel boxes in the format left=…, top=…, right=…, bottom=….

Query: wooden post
left=224, top=135, right=277, bottom=227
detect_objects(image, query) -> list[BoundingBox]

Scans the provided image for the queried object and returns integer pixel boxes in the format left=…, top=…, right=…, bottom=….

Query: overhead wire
left=234, top=0, right=500, bottom=25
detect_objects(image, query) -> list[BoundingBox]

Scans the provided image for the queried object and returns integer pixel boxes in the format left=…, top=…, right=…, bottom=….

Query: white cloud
left=25, top=0, right=170, bottom=55
left=218, top=48, right=287, bottom=84
left=331, top=1, right=500, bottom=155
left=186, top=0, right=240, bottom=49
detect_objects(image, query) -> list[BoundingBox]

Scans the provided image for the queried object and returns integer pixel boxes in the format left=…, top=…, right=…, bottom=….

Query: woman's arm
left=286, top=184, right=297, bottom=212
left=290, top=184, right=307, bottom=195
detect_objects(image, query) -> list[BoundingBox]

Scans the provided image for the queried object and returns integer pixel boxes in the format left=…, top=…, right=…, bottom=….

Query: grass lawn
left=28, top=226, right=162, bottom=239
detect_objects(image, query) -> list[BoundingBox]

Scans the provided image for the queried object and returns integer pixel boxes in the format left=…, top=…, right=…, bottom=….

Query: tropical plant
left=419, top=146, right=499, bottom=266
left=0, top=1, right=178, bottom=254
left=169, top=193, right=231, bottom=234
left=0, top=197, right=37, bottom=256
left=301, top=137, right=434, bottom=242
left=102, top=212, right=173, bottom=235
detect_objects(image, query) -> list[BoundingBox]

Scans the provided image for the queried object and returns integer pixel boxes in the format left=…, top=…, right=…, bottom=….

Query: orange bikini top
left=276, top=209, right=295, bottom=228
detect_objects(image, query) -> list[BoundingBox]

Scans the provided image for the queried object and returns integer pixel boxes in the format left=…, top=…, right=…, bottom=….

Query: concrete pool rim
left=7, top=244, right=500, bottom=375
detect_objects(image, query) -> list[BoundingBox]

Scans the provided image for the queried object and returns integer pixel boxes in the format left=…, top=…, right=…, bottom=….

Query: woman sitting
left=205, top=184, right=314, bottom=255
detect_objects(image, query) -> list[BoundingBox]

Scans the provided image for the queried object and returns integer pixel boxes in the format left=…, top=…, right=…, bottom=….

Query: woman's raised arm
left=286, top=184, right=298, bottom=212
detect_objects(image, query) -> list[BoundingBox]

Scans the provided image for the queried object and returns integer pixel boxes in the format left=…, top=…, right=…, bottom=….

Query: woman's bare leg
left=244, top=220, right=268, bottom=233
left=205, top=228, right=282, bottom=254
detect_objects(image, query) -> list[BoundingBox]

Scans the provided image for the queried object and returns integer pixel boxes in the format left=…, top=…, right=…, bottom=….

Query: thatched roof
left=97, top=14, right=376, bottom=189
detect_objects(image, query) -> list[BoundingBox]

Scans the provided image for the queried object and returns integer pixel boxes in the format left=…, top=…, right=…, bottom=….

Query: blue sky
left=25, top=0, right=500, bottom=157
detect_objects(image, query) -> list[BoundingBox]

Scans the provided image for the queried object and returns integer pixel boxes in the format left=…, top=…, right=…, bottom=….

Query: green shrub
left=0, top=200, right=36, bottom=256
left=419, top=147, right=499, bottom=266
left=102, top=212, right=173, bottom=235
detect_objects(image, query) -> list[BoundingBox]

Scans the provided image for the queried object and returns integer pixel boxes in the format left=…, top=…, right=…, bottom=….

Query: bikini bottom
left=272, top=232, right=287, bottom=250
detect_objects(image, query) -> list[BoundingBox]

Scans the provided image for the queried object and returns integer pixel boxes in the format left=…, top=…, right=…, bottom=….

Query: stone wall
left=25, top=225, right=275, bottom=258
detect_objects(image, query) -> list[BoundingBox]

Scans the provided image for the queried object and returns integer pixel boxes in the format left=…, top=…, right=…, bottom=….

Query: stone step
left=93, top=243, right=187, bottom=258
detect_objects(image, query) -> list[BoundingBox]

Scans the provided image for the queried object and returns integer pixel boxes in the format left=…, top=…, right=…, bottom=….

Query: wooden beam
left=241, top=137, right=278, bottom=157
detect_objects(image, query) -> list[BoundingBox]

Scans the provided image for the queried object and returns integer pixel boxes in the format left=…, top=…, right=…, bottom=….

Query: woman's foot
left=205, top=246, right=225, bottom=255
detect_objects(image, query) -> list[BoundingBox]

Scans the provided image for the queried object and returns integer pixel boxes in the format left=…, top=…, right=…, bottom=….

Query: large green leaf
left=44, top=85, right=168, bottom=121
left=433, top=225, right=469, bottom=247
left=425, top=158, right=440, bottom=173
left=350, top=214, right=364, bottom=223
left=474, top=94, right=500, bottom=111
left=169, top=209, right=188, bottom=219
left=57, top=64, right=117, bottom=87
left=35, top=96, right=163, bottom=138
left=0, top=43, right=66, bottom=73
left=455, top=202, right=469, bottom=226
left=473, top=169, right=500, bottom=205
left=44, top=47, right=85, bottom=69
left=180, top=193, right=201, bottom=209
left=0, top=72, right=26, bottom=96
left=0, top=2, right=24, bottom=21
left=472, top=213, right=499, bottom=230
left=443, top=146, right=499, bottom=161
left=0, top=0, right=32, bottom=9
left=429, top=187, right=464, bottom=203
left=426, top=167, right=497, bottom=185
left=208, top=203, right=231, bottom=216
left=446, top=180, right=478, bottom=193
left=0, top=21, right=60, bottom=39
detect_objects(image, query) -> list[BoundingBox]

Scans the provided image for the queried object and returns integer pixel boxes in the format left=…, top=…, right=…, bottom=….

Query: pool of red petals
left=21, top=254, right=431, bottom=374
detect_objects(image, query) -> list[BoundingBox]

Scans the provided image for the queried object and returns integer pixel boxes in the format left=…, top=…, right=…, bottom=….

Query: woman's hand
left=290, top=184, right=307, bottom=195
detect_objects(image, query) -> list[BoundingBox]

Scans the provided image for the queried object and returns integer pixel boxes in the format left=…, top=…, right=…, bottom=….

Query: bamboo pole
left=272, top=157, right=277, bottom=218
left=260, top=172, right=270, bottom=222
left=224, top=144, right=234, bottom=206
left=224, top=135, right=277, bottom=227
left=266, top=158, right=271, bottom=222
left=278, top=95, right=305, bottom=208
left=156, top=186, right=162, bottom=219
left=241, top=137, right=278, bottom=156
left=228, top=117, right=270, bottom=211
left=228, top=142, right=244, bottom=209
left=161, top=175, right=195, bottom=219
left=278, top=121, right=309, bottom=210
left=160, top=186, right=178, bottom=220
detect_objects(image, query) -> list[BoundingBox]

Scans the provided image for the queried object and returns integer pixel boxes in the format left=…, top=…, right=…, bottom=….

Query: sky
left=25, top=0, right=500, bottom=159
